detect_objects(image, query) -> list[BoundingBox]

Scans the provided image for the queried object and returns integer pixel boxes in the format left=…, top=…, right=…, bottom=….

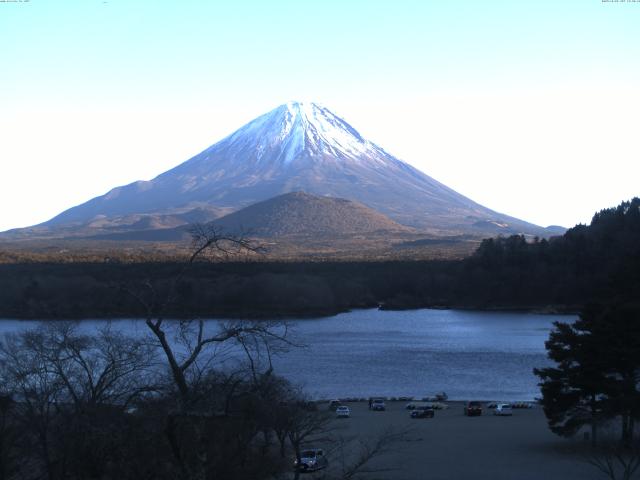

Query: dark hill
left=212, top=192, right=412, bottom=237
left=87, top=192, right=412, bottom=241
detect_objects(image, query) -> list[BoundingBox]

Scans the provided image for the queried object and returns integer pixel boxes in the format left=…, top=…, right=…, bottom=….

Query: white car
left=493, top=403, right=513, bottom=416
left=336, top=405, right=351, bottom=418
left=294, top=448, right=328, bottom=472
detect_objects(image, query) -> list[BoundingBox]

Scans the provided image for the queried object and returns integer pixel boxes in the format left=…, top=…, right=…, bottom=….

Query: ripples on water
left=0, top=309, right=577, bottom=401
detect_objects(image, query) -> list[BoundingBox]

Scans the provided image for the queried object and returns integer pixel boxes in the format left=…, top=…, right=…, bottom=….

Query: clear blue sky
left=1, top=0, right=639, bottom=231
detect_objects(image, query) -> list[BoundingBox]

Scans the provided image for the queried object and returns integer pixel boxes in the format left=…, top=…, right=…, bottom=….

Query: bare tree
left=121, top=225, right=297, bottom=480
left=587, top=445, right=640, bottom=480
left=285, top=403, right=333, bottom=480
left=0, top=322, right=158, bottom=480
left=0, top=396, right=18, bottom=480
left=123, top=224, right=292, bottom=404
left=332, top=426, right=411, bottom=480
left=19, top=322, right=157, bottom=411
left=0, top=329, right=68, bottom=480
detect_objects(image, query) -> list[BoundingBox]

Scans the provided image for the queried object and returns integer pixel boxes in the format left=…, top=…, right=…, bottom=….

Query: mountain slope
left=212, top=191, right=412, bottom=237
left=30, top=102, right=555, bottom=237
left=88, top=192, right=412, bottom=241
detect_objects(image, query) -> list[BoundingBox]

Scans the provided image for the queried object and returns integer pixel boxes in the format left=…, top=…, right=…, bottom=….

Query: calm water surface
left=0, top=309, right=576, bottom=401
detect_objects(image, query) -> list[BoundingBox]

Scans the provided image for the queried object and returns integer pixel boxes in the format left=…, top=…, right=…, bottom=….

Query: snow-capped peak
left=216, top=101, right=380, bottom=167
left=38, top=100, right=550, bottom=238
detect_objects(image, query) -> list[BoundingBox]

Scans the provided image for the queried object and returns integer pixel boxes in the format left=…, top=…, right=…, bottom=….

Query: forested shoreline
left=0, top=198, right=638, bottom=320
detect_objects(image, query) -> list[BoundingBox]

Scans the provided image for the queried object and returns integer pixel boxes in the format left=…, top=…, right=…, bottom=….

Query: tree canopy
left=535, top=303, right=640, bottom=446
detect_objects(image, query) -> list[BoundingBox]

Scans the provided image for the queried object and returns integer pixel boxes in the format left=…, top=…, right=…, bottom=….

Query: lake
left=0, top=308, right=575, bottom=401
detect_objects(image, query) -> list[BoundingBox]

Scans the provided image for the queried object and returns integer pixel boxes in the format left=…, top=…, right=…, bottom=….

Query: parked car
left=434, top=391, right=448, bottom=401
left=410, top=406, right=435, bottom=418
left=493, top=403, right=513, bottom=416
left=463, top=401, right=483, bottom=416
left=370, top=398, right=386, bottom=411
left=336, top=405, right=351, bottom=418
left=294, top=448, right=328, bottom=472
left=328, top=399, right=341, bottom=411
left=406, top=401, right=439, bottom=410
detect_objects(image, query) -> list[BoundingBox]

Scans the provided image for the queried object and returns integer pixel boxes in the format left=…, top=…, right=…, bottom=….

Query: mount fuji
left=16, top=102, right=558, bottom=239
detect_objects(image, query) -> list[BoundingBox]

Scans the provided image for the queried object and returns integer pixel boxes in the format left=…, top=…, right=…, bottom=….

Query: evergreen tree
left=535, top=304, right=640, bottom=446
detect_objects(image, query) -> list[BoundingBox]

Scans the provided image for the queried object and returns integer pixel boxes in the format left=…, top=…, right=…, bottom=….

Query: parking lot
left=301, top=400, right=603, bottom=480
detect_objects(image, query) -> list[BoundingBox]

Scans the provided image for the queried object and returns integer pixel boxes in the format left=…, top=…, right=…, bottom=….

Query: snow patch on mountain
left=216, top=101, right=382, bottom=167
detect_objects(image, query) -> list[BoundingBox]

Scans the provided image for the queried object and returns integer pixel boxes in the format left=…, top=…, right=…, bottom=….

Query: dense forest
left=0, top=198, right=638, bottom=319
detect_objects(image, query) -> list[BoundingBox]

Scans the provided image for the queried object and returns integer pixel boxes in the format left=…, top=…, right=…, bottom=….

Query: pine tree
left=535, top=303, right=640, bottom=446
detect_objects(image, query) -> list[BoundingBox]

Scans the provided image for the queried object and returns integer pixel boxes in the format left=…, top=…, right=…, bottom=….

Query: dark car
left=410, top=406, right=435, bottom=418
left=464, top=401, right=483, bottom=416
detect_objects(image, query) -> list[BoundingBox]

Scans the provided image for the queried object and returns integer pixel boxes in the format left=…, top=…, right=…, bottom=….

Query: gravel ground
left=300, top=401, right=603, bottom=480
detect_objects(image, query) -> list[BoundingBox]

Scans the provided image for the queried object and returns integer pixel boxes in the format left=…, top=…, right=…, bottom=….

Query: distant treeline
left=1, top=198, right=638, bottom=319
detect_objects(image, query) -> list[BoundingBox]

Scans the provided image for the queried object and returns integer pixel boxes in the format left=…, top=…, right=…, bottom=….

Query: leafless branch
left=336, top=426, right=412, bottom=480
left=587, top=444, right=640, bottom=480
